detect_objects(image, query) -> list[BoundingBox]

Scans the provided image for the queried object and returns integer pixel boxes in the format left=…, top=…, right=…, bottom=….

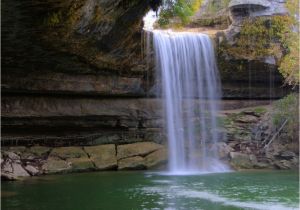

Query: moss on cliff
left=218, top=14, right=299, bottom=86
left=219, top=16, right=292, bottom=60
left=272, top=93, right=299, bottom=141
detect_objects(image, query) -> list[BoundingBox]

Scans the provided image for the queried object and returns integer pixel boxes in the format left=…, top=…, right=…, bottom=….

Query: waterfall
left=153, top=30, right=229, bottom=174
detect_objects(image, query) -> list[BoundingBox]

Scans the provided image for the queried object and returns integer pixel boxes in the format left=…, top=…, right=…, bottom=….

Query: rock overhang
left=228, top=0, right=288, bottom=18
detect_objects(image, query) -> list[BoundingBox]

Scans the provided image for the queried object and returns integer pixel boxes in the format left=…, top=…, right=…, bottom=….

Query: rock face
left=1, top=142, right=167, bottom=179
left=229, top=0, right=287, bottom=19
left=117, top=142, right=166, bottom=170
left=229, top=152, right=257, bottom=169
left=2, top=0, right=292, bottom=151
left=144, top=148, right=168, bottom=169
left=117, top=142, right=163, bottom=160
left=118, top=156, right=146, bottom=170
left=84, top=145, right=117, bottom=170
left=42, top=158, right=72, bottom=174
left=1, top=0, right=156, bottom=147
left=215, top=0, right=290, bottom=99
left=219, top=104, right=299, bottom=170
left=2, top=0, right=150, bottom=78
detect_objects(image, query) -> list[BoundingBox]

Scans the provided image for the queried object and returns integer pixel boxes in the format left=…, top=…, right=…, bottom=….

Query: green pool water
left=1, top=171, right=299, bottom=210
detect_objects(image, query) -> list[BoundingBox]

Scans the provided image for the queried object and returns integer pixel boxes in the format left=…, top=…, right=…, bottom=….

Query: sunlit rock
left=117, top=142, right=163, bottom=160
left=84, top=145, right=117, bottom=170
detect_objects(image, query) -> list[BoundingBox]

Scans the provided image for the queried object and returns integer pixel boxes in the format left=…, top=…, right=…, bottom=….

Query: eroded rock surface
left=1, top=142, right=167, bottom=180
left=117, top=142, right=163, bottom=160
left=84, top=145, right=117, bottom=170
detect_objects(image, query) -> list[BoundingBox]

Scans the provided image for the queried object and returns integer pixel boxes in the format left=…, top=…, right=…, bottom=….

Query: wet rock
left=84, top=145, right=117, bottom=170
left=117, top=142, right=164, bottom=160
left=144, top=148, right=168, bottom=169
left=118, top=156, right=146, bottom=170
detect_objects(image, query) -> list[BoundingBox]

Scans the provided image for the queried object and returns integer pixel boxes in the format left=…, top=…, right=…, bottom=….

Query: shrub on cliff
left=272, top=93, right=299, bottom=141
left=219, top=14, right=299, bottom=86
left=278, top=0, right=300, bottom=86
left=158, top=0, right=202, bottom=27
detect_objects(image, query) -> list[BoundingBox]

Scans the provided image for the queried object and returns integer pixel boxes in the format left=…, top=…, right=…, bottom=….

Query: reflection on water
left=2, top=171, right=299, bottom=210
left=1, top=191, right=17, bottom=198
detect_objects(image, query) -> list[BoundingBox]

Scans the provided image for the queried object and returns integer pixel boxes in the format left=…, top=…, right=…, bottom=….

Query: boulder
left=42, top=157, right=72, bottom=174
left=217, top=143, right=234, bottom=159
left=11, top=163, right=30, bottom=177
left=254, top=161, right=272, bottom=169
left=66, top=158, right=95, bottom=171
left=279, top=151, right=296, bottom=160
left=50, top=147, right=87, bottom=159
left=144, top=148, right=168, bottom=169
left=3, top=151, right=20, bottom=161
left=7, top=147, right=26, bottom=155
left=29, top=146, right=51, bottom=157
left=84, top=145, right=117, bottom=170
left=235, top=115, right=258, bottom=124
left=273, top=160, right=292, bottom=169
left=229, top=152, right=256, bottom=169
left=49, top=147, right=96, bottom=171
left=117, top=142, right=164, bottom=160
left=21, top=146, right=50, bottom=160
left=24, top=165, right=40, bottom=176
left=118, top=156, right=146, bottom=170
left=2, top=160, right=13, bottom=173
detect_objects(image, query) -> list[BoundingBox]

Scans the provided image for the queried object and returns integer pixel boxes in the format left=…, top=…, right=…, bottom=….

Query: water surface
left=2, top=171, right=299, bottom=210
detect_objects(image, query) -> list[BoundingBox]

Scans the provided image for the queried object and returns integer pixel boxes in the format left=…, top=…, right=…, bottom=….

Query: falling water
left=153, top=30, right=229, bottom=174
